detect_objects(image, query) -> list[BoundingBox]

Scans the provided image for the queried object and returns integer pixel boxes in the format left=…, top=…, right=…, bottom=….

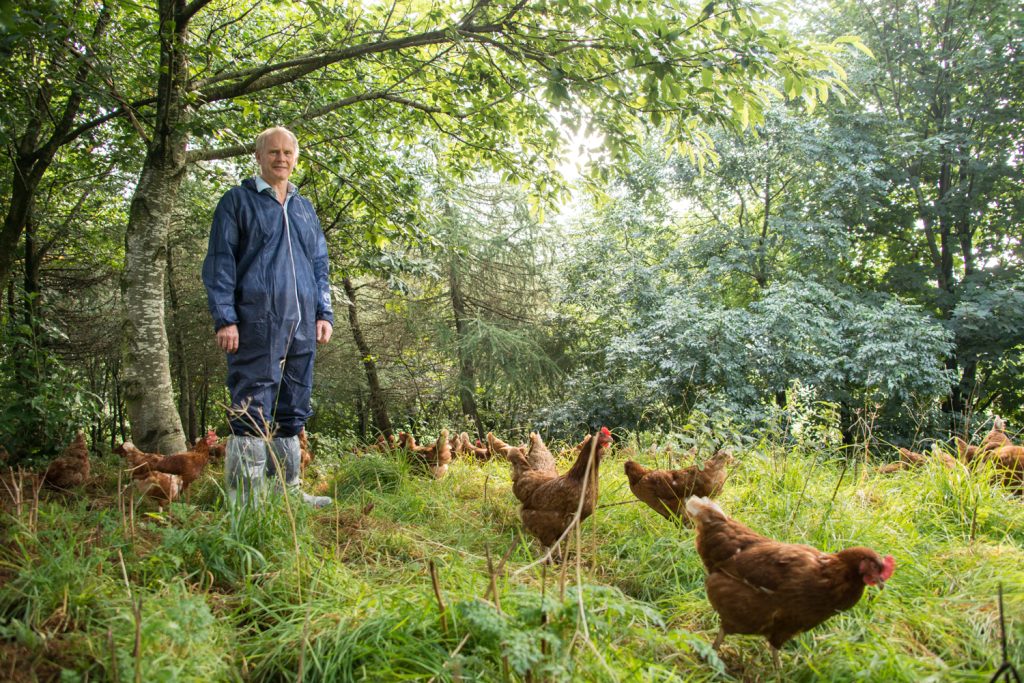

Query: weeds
left=0, top=422, right=1022, bottom=681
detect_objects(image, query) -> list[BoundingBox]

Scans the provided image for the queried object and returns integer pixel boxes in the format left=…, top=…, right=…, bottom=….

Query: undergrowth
left=1, top=427, right=1022, bottom=682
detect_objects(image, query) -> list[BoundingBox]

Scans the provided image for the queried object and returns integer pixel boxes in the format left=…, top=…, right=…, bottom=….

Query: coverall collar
left=254, top=176, right=297, bottom=202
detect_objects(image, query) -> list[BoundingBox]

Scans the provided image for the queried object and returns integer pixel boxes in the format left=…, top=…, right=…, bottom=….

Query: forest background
left=2, top=1, right=1024, bottom=681
left=0, top=0, right=1021, bottom=464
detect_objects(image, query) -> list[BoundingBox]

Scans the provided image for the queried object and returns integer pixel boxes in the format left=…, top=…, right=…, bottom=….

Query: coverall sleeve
left=313, top=216, right=334, bottom=326
left=202, top=192, right=241, bottom=332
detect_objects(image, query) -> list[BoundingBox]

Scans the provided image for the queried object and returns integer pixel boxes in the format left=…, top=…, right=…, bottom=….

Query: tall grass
left=1, top=427, right=1021, bottom=681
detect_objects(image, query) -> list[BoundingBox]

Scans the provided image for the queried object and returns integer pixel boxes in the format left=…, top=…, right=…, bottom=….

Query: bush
left=0, top=304, right=101, bottom=462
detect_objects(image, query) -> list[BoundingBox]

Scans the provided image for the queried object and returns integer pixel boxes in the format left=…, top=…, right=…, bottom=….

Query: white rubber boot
left=270, top=435, right=331, bottom=508
left=225, top=435, right=269, bottom=505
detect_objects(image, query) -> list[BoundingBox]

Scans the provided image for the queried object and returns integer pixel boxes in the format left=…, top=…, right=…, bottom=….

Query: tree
left=429, top=178, right=558, bottom=435
left=341, top=275, right=394, bottom=439
left=822, top=0, right=1024, bottom=422
left=114, top=0, right=853, bottom=451
left=545, top=128, right=953, bottom=439
left=670, top=105, right=881, bottom=302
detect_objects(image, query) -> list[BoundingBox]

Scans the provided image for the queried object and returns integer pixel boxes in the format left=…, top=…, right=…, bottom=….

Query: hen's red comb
left=600, top=427, right=611, bottom=437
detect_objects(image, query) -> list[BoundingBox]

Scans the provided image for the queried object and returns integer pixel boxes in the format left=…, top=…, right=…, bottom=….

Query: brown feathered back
left=526, top=433, right=557, bottom=473
left=685, top=496, right=894, bottom=650
left=625, top=450, right=733, bottom=521
left=43, top=430, right=90, bottom=489
left=115, top=441, right=161, bottom=477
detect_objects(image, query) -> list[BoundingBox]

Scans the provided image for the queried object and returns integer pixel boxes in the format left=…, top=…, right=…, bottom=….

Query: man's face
left=255, top=132, right=297, bottom=184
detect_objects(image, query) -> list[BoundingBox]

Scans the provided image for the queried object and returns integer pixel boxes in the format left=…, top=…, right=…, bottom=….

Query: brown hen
left=685, top=496, right=894, bottom=668
left=878, top=446, right=957, bottom=473
left=43, top=430, right=91, bottom=490
left=134, top=471, right=185, bottom=506
left=298, top=428, right=313, bottom=474
left=624, top=449, right=733, bottom=521
left=403, top=429, right=452, bottom=478
left=491, top=428, right=613, bottom=560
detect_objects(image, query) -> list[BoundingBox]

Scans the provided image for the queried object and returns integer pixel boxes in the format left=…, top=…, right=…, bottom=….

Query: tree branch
left=194, top=0, right=537, bottom=106
left=36, top=5, right=114, bottom=160
left=176, top=0, right=215, bottom=25
left=186, top=90, right=446, bottom=162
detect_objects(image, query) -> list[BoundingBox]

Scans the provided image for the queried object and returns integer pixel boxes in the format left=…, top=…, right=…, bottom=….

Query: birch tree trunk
left=120, top=0, right=189, bottom=454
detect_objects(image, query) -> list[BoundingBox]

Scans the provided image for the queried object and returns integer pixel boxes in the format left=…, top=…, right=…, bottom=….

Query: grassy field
left=1, top=429, right=1022, bottom=682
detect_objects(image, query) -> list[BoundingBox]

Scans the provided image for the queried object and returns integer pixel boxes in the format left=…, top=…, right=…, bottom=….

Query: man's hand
left=316, top=320, right=333, bottom=345
left=216, top=324, right=239, bottom=353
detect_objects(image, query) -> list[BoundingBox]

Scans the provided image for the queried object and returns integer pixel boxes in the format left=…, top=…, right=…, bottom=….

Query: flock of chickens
left=877, top=417, right=1024, bottom=494
left=39, top=428, right=314, bottom=505
left=28, top=416, right=1023, bottom=669
left=361, top=419, right=1020, bottom=666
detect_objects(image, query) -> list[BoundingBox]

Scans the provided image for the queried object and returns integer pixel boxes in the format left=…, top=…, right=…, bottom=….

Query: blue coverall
left=202, top=178, right=334, bottom=438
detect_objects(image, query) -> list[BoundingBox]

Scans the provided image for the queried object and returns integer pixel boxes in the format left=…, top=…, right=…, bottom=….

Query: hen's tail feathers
left=685, top=495, right=724, bottom=522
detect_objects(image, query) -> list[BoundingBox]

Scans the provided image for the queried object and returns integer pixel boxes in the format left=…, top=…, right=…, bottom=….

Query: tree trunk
left=166, top=243, right=193, bottom=443
left=342, top=277, right=392, bottom=437
left=0, top=161, right=41, bottom=294
left=448, top=257, right=484, bottom=437
left=840, top=401, right=857, bottom=446
left=355, top=393, right=367, bottom=440
left=110, top=357, right=126, bottom=445
left=22, top=215, right=41, bottom=329
left=934, top=156, right=965, bottom=418
left=3, top=278, right=12, bottom=320
left=120, top=0, right=190, bottom=454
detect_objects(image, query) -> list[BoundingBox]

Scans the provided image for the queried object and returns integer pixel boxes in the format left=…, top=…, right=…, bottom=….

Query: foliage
left=0, top=303, right=102, bottom=461
left=544, top=125, right=957, bottom=437
left=816, top=0, right=1024, bottom=416
left=952, top=277, right=1024, bottom=362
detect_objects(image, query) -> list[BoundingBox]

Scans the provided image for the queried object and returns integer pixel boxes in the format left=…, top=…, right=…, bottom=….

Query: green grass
left=1, top=434, right=1022, bottom=681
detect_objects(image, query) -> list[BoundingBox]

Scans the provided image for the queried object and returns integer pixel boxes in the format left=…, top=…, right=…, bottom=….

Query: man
left=202, top=126, right=333, bottom=507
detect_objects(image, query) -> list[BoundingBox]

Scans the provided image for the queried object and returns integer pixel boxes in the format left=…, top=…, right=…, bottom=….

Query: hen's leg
left=770, top=645, right=781, bottom=670
left=711, top=627, right=725, bottom=650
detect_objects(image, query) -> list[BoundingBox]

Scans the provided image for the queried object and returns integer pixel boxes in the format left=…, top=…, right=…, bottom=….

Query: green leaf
left=833, top=35, right=875, bottom=59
